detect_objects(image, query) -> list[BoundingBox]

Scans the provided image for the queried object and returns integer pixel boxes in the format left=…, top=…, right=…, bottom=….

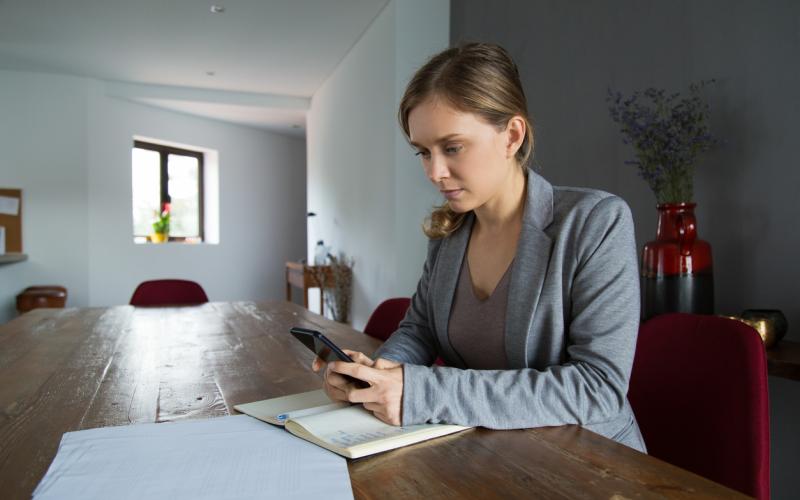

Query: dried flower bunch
left=607, top=81, right=718, bottom=204
left=312, top=252, right=354, bottom=324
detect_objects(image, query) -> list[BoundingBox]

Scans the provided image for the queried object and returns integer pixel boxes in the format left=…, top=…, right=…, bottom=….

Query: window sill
left=133, top=236, right=205, bottom=245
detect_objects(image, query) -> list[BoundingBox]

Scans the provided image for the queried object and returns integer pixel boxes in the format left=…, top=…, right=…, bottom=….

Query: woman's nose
left=426, top=153, right=449, bottom=183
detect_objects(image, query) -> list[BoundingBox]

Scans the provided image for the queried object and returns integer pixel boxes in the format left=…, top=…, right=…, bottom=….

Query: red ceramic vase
left=641, top=203, right=714, bottom=320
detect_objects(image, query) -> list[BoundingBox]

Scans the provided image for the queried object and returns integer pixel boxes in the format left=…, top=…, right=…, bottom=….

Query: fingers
left=311, top=355, right=325, bottom=372
left=325, top=364, right=352, bottom=389
left=322, top=365, right=353, bottom=402
left=374, top=358, right=401, bottom=370
left=343, top=386, right=373, bottom=404
left=329, top=361, right=376, bottom=385
left=343, top=350, right=375, bottom=367
left=323, top=381, right=348, bottom=402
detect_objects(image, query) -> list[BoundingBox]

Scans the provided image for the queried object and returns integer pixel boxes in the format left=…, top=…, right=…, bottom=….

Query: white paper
left=33, top=415, right=353, bottom=500
left=0, top=195, right=19, bottom=215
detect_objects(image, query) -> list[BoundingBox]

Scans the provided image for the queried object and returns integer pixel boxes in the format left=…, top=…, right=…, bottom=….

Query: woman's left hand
left=327, top=357, right=404, bottom=425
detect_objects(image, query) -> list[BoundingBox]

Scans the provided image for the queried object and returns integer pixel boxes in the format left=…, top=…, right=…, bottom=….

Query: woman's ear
left=505, top=116, right=526, bottom=159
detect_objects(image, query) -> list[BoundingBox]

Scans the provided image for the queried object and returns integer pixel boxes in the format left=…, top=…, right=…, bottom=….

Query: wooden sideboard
left=285, top=261, right=334, bottom=312
left=767, top=339, right=800, bottom=381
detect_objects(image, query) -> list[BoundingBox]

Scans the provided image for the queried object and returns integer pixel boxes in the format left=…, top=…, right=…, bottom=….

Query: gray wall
left=451, top=0, right=798, bottom=497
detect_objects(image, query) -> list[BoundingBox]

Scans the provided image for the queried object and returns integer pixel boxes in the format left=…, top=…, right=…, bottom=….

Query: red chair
left=364, top=297, right=444, bottom=366
left=129, top=279, right=209, bottom=306
left=364, top=298, right=411, bottom=341
left=628, top=313, right=769, bottom=499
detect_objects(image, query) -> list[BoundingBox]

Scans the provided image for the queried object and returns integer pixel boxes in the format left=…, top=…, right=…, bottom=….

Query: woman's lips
left=441, top=189, right=463, bottom=200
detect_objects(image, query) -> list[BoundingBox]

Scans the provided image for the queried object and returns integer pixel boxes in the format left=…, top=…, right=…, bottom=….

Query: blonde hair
left=398, top=43, right=535, bottom=239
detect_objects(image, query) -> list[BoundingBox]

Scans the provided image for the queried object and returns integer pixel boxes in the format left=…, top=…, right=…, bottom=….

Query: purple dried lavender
left=607, top=81, right=719, bottom=203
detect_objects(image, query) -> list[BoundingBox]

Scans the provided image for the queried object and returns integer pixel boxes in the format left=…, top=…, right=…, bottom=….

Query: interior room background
left=0, top=0, right=795, bottom=497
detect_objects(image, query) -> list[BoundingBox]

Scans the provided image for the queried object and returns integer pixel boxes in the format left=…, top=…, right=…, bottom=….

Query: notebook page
left=292, top=405, right=447, bottom=448
left=234, top=389, right=347, bottom=424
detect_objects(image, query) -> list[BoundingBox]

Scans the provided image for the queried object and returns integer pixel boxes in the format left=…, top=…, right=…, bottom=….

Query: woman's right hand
left=311, top=350, right=374, bottom=402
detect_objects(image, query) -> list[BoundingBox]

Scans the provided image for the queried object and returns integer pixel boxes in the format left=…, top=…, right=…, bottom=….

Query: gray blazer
left=375, top=168, right=646, bottom=452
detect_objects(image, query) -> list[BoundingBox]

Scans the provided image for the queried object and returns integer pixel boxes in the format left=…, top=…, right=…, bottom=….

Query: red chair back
left=364, top=298, right=411, bottom=341
left=629, top=313, right=769, bottom=499
left=130, top=279, right=209, bottom=306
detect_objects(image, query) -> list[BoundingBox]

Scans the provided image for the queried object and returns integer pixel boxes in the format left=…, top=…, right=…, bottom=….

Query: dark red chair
left=628, top=313, right=770, bottom=499
left=129, top=279, right=209, bottom=306
left=364, top=298, right=411, bottom=341
left=364, top=297, right=444, bottom=366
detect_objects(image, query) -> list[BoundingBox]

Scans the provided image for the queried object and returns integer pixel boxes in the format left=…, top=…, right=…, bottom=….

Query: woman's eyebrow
left=409, top=133, right=465, bottom=148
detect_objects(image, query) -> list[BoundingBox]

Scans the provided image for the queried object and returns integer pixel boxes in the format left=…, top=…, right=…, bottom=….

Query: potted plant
left=607, top=82, right=719, bottom=319
left=150, top=203, right=170, bottom=243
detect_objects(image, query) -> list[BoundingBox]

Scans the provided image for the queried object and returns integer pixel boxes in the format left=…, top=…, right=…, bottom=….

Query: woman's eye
left=445, top=145, right=462, bottom=154
left=414, top=151, right=431, bottom=159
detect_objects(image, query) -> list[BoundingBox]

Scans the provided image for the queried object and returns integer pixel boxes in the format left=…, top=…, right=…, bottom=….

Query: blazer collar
left=504, top=169, right=554, bottom=367
left=430, top=168, right=554, bottom=368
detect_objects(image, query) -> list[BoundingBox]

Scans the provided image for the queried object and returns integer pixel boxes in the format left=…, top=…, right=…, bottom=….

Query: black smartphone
left=290, top=327, right=370, bottom=388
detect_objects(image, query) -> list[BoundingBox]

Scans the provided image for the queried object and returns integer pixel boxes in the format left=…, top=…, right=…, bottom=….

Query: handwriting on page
left=328, top=426, right=422, bottom=447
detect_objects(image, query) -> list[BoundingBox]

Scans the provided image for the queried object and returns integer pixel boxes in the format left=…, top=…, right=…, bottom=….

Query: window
left=132, top=140, right=204, bottom=243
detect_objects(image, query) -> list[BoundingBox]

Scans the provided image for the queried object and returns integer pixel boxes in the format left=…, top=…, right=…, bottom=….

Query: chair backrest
left=129, top=279, right=209, bottom=306
left=628, top=313, right=769, bottom=499
left=363, top=298, right=411, bottom=341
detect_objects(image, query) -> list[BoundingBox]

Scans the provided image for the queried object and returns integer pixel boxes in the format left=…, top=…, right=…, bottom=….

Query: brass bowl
left=722, top=310, right=788, bottom=348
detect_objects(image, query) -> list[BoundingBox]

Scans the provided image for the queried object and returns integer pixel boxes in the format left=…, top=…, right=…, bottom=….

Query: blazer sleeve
left=373, top=238, right=442, bottom=366
left=397, top=196, right=641, bottom=429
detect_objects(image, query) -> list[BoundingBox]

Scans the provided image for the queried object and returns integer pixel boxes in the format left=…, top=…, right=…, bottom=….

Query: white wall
left=306, top=0, right=449, bottom=328
left=86, top=80, right=306, bottom=306
left=0, top=70, right=90, bottom=321
left=0, top=70, right=307, bottom=323
left=392, top=0, right=452, bottom=295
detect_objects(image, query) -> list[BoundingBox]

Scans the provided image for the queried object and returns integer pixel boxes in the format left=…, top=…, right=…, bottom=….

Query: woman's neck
left=473, top=165, right=527, bottom=235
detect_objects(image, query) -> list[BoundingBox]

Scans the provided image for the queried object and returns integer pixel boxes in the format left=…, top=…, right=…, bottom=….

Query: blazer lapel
left=505, top=169, right=554, bottom=368
left=430, top=213, right=474, bottom=368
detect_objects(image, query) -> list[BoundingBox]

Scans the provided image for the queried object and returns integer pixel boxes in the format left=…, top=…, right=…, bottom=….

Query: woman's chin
left=447, top=199, right=473, bottom=213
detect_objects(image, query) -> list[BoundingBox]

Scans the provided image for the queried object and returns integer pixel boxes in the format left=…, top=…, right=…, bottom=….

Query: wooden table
left=285, top=261, right=334, bottom=311
left=0, top=301, right=746, bottom=499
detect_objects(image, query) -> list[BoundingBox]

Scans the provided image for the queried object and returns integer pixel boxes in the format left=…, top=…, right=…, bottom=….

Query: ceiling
left=0, top=0, right=389, bottom=136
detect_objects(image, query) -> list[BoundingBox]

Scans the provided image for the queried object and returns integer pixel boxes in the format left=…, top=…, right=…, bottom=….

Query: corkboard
left=0, top=188, right=22, bottom=253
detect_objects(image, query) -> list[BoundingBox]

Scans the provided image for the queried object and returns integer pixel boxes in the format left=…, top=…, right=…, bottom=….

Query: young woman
left=313, top=43, right=646, bottom=452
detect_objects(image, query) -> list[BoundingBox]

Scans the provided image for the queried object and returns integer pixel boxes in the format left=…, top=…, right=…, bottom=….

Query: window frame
left=133, top=140, right=205, bottom=242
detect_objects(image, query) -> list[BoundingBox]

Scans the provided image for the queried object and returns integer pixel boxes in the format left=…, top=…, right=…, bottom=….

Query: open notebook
left=234, top=389, right=470, bottom=459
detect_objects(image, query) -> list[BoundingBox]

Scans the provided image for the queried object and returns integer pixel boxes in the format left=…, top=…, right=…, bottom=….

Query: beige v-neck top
left=447, top=256, right=512, bottom=370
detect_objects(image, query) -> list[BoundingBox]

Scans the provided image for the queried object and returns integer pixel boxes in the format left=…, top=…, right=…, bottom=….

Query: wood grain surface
left=0, top=301, right=748, bottom=499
